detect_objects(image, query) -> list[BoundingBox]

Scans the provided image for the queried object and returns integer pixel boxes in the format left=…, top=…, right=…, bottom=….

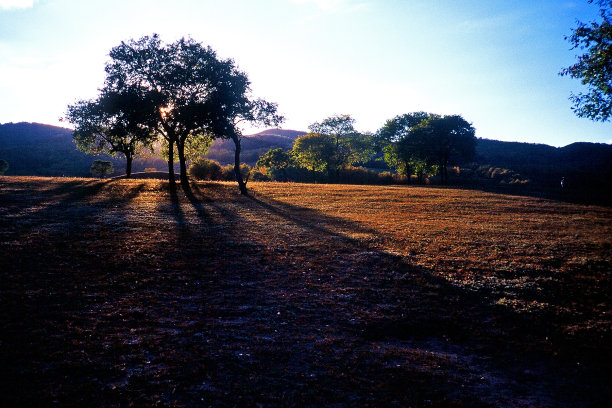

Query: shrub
left=219, top=163, right=252, bottom=182
left=189, top=158, right=222, bottom=180
left=251, top=168, right=270, bottom=181
left=90, top=160, right=114, bottom=178
left=144, top=167, right=157, bottom=172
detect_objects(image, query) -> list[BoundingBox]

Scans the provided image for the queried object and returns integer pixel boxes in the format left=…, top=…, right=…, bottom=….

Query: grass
left=0, top=176, right=610, bottom=407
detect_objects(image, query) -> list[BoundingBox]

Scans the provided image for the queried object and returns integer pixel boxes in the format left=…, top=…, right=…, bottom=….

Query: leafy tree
left=102, top=34, right=282, bottom=193
left=90, top=160, right=114, bottom=178
left=413, top=115, right=476, bottom=184
left=560, top=0, right=612, bottom=121
left=307, top=114, right=374, bottom=178
left=0, top=159, right=8, bottom=175
left=256, top=148, right=293, bottom=180
left=376, top=112, right=431, bottom=145
left=292, top=133, right=336, bottom=173
left=383, top=132, right=436, bottom=183
left=66, top=87, right=157, bottom=177
left=378, top=112, right=432, bottom=183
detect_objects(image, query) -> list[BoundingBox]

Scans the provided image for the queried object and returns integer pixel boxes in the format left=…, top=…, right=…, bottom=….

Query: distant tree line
left=221, top=112, right=476, bottom=185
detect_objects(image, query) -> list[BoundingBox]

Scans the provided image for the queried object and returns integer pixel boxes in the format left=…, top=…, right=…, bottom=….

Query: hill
left=1, top=177, right=610, bottom=406
left=205, top=128, right=306, bottom=165
left=0, top=122, right=170, bottom=177
left=474, top=138, right=612, bottom=190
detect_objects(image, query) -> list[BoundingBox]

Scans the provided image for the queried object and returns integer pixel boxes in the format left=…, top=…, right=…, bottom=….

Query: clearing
left=0, top=177, right=610, bottom=407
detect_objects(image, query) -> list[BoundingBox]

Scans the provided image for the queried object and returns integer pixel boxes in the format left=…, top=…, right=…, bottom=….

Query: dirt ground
left=0, top=177, right=610, bottom=407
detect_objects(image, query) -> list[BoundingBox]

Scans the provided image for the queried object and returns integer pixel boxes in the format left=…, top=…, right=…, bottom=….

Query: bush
left=251, top=168, right=270, bottom=181
left=90, top=160, right=114, bottom=178
left=189, top=158, right=222, bottom=180
left=219, top=163, right=252, bottom=182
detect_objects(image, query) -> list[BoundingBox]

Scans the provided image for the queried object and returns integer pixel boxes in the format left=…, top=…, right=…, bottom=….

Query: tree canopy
left=305, top=115, right=374, bottom=178
left=66, top=87, right=157, bottom=177
left=378, top=113, right=476, bottom=184
left=560, top=0, right=612, bottom=121
left=71, top=34, right=282, bottom=193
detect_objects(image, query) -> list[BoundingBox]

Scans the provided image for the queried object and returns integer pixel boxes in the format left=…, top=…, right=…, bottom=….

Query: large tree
left=560, top=0, right=612, bottom=121
left=66, top=87, right=157, bottom=177
left=102, top=34, right=282, bottom=192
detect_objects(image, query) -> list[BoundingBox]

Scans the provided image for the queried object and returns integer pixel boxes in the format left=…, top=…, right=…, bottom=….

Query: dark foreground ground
left=0, top=177, right=610, bottom=407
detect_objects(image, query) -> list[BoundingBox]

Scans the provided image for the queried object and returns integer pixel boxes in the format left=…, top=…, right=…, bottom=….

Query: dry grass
left=0, top=176, right=610, bottom=407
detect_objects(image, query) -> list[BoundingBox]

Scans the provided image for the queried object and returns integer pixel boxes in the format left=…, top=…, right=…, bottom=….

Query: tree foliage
left=256, top=148, right=293, bottom=180
left=88, top=34, right=282, bottom=193
left=560, top=0, right=612, bottom=121
left=379, top=113, right=476, bottom=184
left=305, top=115, right=374, bottom=178
left=0, top=159, right=8, bottom=175
left=66, top=87, right=157, bottom=177
left=292, top=133, right=336, bottom=173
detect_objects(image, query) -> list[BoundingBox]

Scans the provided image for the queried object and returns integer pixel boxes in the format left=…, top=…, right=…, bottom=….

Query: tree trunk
left=177, top=140, right=189, bottom=188
left=231, top=134, right=248, bottom=195
left=126, top=153, right=133, bottom=178
left=167, top=140, right=176, bottom=188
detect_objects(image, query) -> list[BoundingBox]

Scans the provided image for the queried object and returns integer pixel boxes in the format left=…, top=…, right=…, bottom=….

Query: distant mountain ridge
left=1, top=122, right=610, bottom=192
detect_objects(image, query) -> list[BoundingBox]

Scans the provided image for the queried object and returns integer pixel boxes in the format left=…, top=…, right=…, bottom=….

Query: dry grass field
left=0, top=176, right=610, bottom=407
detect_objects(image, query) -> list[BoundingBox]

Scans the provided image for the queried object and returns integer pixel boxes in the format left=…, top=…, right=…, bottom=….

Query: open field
left=0, top=176, right=610, bottom=407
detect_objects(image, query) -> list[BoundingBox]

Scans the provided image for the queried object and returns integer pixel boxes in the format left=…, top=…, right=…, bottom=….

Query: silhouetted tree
left=66, top=87, right=157, bottom=177
left=90, top=160, right=114, bottom=178
left=0, top=159, right=8, bottom=175
left=560, top=0, right=611, bottom=121
left=103, top=34, right=282, bottom=193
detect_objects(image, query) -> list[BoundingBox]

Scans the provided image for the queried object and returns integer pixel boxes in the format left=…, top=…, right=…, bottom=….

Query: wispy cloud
left=0, top=0, right=37, bottom=10
left=290, top=0, right=369, bottom=13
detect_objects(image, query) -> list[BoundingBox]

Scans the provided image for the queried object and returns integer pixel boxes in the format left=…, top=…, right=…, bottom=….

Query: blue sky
left=0, top=0, right=610, bottom=146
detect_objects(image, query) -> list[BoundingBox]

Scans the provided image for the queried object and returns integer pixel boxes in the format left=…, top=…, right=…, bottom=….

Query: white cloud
left=0, top=0, right=36, bottom=10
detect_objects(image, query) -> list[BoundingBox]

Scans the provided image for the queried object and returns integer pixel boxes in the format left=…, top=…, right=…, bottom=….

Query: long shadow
left=0, top=179, right=147, bottom=242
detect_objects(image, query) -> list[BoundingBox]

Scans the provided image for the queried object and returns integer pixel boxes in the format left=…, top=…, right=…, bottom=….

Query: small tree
left=0, top=159, right=8, bottom=175
left=90, top=160, right=114, bottom=178
left=560, top=0, right=612, bottom=121
left=66, top=87, right=157, bottom=177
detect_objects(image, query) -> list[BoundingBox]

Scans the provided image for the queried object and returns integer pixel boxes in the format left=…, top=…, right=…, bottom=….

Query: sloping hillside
left=205, top=129, right=306, bottom=165
left=475, top=138, right=612, bottom=188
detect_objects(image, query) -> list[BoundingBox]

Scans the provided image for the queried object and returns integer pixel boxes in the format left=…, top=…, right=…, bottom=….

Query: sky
left=0, top=0, right=610, bottom=147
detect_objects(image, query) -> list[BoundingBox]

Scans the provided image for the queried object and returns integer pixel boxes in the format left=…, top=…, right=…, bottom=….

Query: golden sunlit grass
left=1, top=176, right=610, bottom=407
